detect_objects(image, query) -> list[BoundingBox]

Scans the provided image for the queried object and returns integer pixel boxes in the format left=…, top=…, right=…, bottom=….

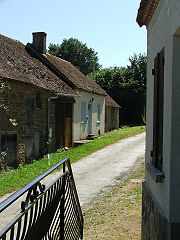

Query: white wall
left=73, top=90, right=105, bottom=141
left=146, top=0, right=180, bottom=222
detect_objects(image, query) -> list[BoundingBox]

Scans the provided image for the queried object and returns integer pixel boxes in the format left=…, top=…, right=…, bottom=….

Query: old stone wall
left=0, top=77, right=57, bottom=166
left=142, top=181, right=180, bottom=239
left=114, top=107, right=119, bottom=129
left=142, top=181, right=166, bottom=240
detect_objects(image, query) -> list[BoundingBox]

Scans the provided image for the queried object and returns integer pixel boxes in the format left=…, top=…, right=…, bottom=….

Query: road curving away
left=72, top=132, right=145, bottom=208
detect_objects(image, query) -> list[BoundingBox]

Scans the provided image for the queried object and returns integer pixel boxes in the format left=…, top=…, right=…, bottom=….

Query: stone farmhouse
left=137, top=0, right=180, bottom=239
left=0, top=32, right=120, bottom=167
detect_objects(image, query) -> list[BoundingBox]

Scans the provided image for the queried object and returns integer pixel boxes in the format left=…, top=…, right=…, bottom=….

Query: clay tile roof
left=44, top=54, right=106, bottom=96
left=0, top=34, right=78, bottom=95
left=105, top=95, right=121, bottom=108
left=137, top=0, right=160, bottom=27
left=44, top=54, right=121, bottom=107
left=44, top=53, right=121, bottom=107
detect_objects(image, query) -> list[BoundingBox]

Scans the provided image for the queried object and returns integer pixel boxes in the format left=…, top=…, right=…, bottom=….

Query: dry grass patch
left=83, top=161, right=145, bottom=240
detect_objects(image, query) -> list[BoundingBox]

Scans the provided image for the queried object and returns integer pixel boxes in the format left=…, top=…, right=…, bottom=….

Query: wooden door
left=65, top=103, right=72, bottom=148
left=56, top=102, right=72, bottom=149
left=1, top=134, right=17, bottom=168
left=56, top=103, right=65, bottom=148
left=65, top=118, right=72, bottom=148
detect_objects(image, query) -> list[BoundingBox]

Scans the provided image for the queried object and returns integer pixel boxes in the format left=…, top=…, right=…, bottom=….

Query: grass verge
left=83, top=160, right=145, bottom=240
left=0, top=126, right=145, bottom=196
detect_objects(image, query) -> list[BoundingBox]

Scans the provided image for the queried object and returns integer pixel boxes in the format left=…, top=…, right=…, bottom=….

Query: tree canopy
left=48, top=38, right=100, bottom=75
left=89, top=53, right=147, bottom=125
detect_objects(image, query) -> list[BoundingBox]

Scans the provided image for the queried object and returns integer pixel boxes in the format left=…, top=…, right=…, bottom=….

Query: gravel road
left=73, top=132, right=145, bottom=207
left=0, top=132, right=145, bottom=231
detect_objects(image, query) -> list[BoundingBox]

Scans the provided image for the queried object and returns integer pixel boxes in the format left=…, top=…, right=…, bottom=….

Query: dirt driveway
left=0, top=132, right=145, bottom=230
left=73, top=132, right=145, bottom=208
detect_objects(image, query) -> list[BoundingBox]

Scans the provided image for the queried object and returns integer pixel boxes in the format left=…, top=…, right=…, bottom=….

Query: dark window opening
left=65, top=103, right=72, bottom=118
left=1, top=133, right=17, bottom=168
left=36, top=93, right=42, bottom=109
left=26, top=99, right=34, bottom=125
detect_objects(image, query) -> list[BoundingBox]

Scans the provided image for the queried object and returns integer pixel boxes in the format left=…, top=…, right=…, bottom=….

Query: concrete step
left=86, top=134, right=95, bottom=140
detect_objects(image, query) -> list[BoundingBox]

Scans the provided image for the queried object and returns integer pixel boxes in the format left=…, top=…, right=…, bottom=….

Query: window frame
left=97, top=104, right=100, bottom=123
left=147, top=47, right=165, bottom=183
left=36, top=92, right=42, bottom=110
left=81, top=101, right=86, bottom=124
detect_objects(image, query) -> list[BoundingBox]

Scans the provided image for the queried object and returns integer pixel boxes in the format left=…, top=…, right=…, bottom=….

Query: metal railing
left=0, top=157, right=83, bottom=240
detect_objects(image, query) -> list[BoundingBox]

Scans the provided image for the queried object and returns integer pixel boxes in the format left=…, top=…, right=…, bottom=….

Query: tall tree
left=89, top=53, right=147, bottom=124
left=123, top=53, right=147, bottom=124
left=48, top=38, right=100, bottom=75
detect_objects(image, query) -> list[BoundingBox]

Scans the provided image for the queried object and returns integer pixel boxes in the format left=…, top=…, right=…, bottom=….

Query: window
left=1, top=132, right=17, bottom=168
left=81, top=102, right=86, bottom=123
left=26, top=99, right=34, bottom=125
left=152, top=47, right=164, bottom=171
left=36, top=93, right=42, bottom=109
left=97, top=104, right=100, bottom=122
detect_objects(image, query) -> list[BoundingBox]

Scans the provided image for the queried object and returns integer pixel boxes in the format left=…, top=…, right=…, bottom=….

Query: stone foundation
left=142, top=181, right=165, bottom=239
left=142, top=181, right=180, bottom=240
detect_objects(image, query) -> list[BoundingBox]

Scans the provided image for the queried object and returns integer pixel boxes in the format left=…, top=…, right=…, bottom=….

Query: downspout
left=47, top=94, right=58, bottom=157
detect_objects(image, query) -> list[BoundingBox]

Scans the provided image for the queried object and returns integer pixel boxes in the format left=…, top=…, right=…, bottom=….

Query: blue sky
left=0, top=0, right=146, bottom=68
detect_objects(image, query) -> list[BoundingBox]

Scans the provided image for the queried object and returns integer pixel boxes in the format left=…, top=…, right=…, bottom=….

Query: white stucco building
left=44, top=54, right=107, bottom=143
left=137, top=0, right=180, bottom=239
left=73, top=90, right=105, bottom=141
left=26, top=32, right=120, bottom=148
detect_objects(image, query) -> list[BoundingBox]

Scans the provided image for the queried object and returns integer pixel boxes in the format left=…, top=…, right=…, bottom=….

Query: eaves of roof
left=137, top=0, right=160, bottom=27
left=105, top=95, right=121, bottom=108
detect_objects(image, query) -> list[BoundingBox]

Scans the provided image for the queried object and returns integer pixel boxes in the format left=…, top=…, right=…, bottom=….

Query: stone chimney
left=32, top=32, right=47, bottom=54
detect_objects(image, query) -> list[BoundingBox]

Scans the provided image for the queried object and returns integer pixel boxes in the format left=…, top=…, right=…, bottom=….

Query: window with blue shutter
left=97, top=104, right=100, bottom=122
left=81, top=102, right=86, bottom=123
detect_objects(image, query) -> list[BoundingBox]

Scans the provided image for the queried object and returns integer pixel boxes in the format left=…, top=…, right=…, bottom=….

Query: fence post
left=60, top=162, right=65, bottom=240
left=0, top=158, right=83, bottom=239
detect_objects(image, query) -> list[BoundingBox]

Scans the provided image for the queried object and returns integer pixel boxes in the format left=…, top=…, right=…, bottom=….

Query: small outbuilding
left=105, top=95, right=120, bottom=132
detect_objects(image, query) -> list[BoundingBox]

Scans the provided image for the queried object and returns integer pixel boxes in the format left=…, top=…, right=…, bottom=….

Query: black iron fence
left=0, top=157, right=83, bottom=240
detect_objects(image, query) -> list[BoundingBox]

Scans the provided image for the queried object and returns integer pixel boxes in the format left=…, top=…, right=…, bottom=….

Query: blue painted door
left=88, top=102, right=92, bottom=135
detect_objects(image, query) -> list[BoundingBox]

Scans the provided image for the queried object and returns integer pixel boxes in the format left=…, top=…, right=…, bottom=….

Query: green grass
left=0, top=126, right=145, bottom=196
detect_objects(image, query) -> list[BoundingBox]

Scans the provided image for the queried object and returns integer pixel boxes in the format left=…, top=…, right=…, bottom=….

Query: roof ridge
left=44, top=53, right=107, bottom=96
left=26, top=43, right=76, bottom=90
left=0, top=34, right=77, bottom=96
left=46, top=53, right=70, bottom=64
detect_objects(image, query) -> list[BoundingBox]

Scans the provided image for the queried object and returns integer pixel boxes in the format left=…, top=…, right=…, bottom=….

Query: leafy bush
left=0, top=150, right=15, bottom=173
left=0, top=151, right=7, bottom=171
